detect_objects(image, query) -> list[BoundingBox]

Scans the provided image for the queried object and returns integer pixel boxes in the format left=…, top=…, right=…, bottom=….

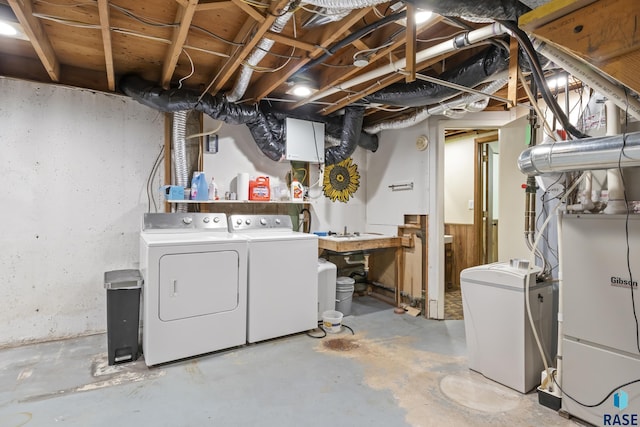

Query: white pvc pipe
left=555, top=210, right=564, bottom=392
left=603, top=100, right=627, bottom=214
left=300, top=23, right=508, bottom=105
left=534, top=41, right=640, bottom=121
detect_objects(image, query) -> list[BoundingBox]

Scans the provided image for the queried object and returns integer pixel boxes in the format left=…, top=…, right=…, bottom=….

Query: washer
left=139, top=213, right=247, bottom=366
left=228, top=214, right=318, bottom=343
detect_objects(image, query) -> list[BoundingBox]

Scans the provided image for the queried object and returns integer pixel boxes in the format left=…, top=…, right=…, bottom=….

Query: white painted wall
left=0, top=77, right=164, bottom=346
left=443, top=135, right=475, bottom=224
left=201, top=115, right=367, bottom=233
left=201, top=118, right=291, bottom=198
left=366, top=122, right=430, bottom=235
left=498, top=116, right=532, bottom=261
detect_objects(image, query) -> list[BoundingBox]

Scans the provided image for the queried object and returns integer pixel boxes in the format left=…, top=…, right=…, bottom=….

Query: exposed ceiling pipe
left=119, top=74, right=376, bottom=165
left=293, top=10, right=407, bottom=78
left=363, top=77, right=508, bottom=133
left=533, top=40, right=640, bottom=122
left=364, top=44, right=508, bottom=107
left=518, top=131, right=640, bottom=175
left=172, top=111, right=189, bottom=213
left=603, top=101, right=626, bottom=214
left=225, top=3, right=295, bottom=102
left=296, top=23, right=508, bottom=107
left=302, top=7, right=351, bottom=28
left=402, top=0, right=530, bottom=21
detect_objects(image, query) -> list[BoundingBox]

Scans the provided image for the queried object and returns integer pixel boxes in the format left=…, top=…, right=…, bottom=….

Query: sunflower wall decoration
left=323, top=157, right=360, bottom=202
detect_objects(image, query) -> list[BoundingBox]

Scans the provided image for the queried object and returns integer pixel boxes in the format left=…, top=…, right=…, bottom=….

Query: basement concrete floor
left=1, top=296, right=585, bottom=427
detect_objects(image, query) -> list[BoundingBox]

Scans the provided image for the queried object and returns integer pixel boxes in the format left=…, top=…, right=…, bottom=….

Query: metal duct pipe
left=518, top=131, right=640, bottom=175
left=363, top=77, right=508, bottom=134
left=603, top=100, right=626, bottom=214
left=303, top=0, right=389, bottom=8
left=172, top=111, right=188, bottom=213
left=302, top=7, right=351, bottom=28
left=298, top=23, right=508, bottom=106
left=403, top=0, right=530, bottom=21
left=533, top=40, right=640, bottom=121
left=226, top=4, right=294, bottom=102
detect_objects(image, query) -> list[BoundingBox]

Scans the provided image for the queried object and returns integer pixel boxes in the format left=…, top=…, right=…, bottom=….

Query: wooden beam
left=97, top=0, right=115, bottom=91
left=523, top=0, right=640, bottom=62
left=196, top=0, right=233, bottom=11
left=405, top=4, right=416, bottom=83
left=8, top=0, right=60, bottom=82
left=161, top=0, right=199, bottom=89
left=507, top=37, right=518, bottom=108
left=266, top=32, right=317, bottom=52
left=519, top=0, right=597, bottom=32
left=230, top=0, right=266, bottom=23
left=247, top=7, right=371, bottom=102
left=319, top=51, right=457, bottom=115
left=295, top=15, right=443, bottom=109
left=211, top=0, right=291, bottom=93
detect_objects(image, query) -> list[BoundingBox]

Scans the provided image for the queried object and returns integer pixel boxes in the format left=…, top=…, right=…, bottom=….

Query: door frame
left=474, top=133, right=499, bottom=265
left=428, top=110, right=520, bottom=320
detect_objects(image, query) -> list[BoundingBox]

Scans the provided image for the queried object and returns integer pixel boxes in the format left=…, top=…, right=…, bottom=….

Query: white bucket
left=336, top=276, right=356, bottom=316
left=322, top=310, right=343, bottom=333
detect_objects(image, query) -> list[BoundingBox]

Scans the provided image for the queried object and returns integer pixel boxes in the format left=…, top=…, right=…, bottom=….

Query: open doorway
left=443, top=129, right=498, bottom=320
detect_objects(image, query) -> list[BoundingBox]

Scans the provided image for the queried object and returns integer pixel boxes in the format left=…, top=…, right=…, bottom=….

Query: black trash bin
left=104, top=269, right=143, bottom=365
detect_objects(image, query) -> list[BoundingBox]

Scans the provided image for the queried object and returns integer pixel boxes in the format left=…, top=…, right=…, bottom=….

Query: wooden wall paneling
left=397, top=214, right=428, bottom=316
left=444, top=223, right=479, bottom=289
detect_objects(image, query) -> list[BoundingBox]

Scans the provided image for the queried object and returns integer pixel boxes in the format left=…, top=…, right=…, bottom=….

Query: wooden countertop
left=317, top=234, right=401, bottom=253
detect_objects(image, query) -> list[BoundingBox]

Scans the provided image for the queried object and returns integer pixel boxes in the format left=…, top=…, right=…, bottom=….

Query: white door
left=159, top=250, right=239, bottom=321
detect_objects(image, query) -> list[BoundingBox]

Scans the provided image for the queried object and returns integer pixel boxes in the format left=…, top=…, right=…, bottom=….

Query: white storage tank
left=317, top=259, right=337, bottom=321
left=460, top=261, right=555, bottom=393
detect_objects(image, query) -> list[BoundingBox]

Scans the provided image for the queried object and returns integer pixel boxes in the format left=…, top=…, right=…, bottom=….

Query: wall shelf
left=166, top=200, right=309, bottom=204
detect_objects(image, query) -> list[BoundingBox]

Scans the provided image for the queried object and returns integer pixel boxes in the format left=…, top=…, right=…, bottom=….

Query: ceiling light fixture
left=0, top=5, right=29, bottom=41
left=291, top=85, right=314, bottom=97
left=0, top=21, right=17, bottom=36
left=546, top=75, right=568, bottom=89
left=414, top=10, right=433, bottom=24
left=286, top=75, right=318, bottom=98
left=398, top=8, right=433, bottom=27
left=353, top=52, right=369, bottom=68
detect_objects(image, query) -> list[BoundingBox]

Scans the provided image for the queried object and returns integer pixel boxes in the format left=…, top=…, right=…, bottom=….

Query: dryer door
left=158, top=250, right=239, bottom=321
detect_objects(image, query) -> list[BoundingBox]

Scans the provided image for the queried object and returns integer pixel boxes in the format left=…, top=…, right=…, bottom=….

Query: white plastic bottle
left=208, top=177, right=219, bottom=200
left=291, top=179, right=304, bottom=201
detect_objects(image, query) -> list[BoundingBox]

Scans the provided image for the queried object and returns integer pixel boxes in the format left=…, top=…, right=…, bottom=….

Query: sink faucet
left=343, top=225, right=347, bottom=236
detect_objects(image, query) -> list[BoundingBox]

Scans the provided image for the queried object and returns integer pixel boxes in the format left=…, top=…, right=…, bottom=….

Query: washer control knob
left=236, top=218, right=243, bottom=225
left=203, top=217, right=210, bottom=223
left=245, top=219, right=252, bottom=225
left=275, top=218, right=281, bottom=225
left=213, top=216, right=220, bottom=223
left=183, top=217, right=193, bottom=225
left=260, top=218, right=267, bottom=226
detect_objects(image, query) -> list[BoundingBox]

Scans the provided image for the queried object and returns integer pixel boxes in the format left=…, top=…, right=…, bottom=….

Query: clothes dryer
left=140, top=213, right=247, bottom=366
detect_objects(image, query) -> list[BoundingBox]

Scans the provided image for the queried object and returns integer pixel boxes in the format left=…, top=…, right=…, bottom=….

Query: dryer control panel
left=143, top=213, right=227, bottom=232
left=228, top=215, right=293, bottom=231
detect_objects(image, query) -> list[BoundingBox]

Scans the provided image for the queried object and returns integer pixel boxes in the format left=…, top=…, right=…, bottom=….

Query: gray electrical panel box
left=285, top=117, right=325, bottom=163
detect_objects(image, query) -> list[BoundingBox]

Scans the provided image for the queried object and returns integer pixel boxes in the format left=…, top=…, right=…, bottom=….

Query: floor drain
left=323, top=338, right=359, bottom=351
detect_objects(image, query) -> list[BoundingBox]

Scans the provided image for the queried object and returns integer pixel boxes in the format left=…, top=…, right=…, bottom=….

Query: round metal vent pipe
left=518, top=131, right=640, bottom=176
